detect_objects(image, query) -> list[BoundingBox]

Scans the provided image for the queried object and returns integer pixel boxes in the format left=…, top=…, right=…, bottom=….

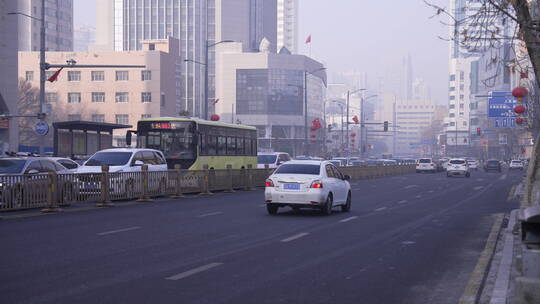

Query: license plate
left=284, top=183, right=300, bottom=190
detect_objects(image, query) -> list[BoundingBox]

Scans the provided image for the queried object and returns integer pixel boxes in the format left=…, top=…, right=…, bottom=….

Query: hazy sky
left=74, top=0, right=449, bottom=104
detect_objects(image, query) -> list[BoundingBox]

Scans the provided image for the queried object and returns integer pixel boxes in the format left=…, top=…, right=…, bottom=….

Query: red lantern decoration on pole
left=512, top=87, right=528, bottom=98
left=310, top=134, right=317, bottom=138
left=514, top=105, right=526, bottom=114
left=515, top=118, right=524, bottom=125
left=350, top=132, right=356, bottom=137
left=210, top=114, right=220, bottom=121
left=310, top=125, right=317, bottom=131
left=351, top=139, right=355, bottom=143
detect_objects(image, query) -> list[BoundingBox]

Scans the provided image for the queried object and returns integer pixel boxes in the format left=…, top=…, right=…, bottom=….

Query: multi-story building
left=215, top=42, right=326, bottom=156
left=0, top=0, right=20, bottom=154
left=394, top=100, right=437, bottom=155
left=277, top=0, right=298, bottom=53
left=95, top=0, right=277, bottom=119
left=17, top=0, right=73, bottom=51
left=74, top=25, right=96, bottom=51
left=18, top=37, right=181, bottom=149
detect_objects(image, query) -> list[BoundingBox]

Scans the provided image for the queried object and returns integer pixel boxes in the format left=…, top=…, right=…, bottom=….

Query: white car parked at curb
left=264, top=160, right=352, bottom=215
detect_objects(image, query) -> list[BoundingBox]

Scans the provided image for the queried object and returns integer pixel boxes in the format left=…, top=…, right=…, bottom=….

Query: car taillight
left=310, top=181, right=323, bottom=189
left=265, top=179, right=274, bottom=187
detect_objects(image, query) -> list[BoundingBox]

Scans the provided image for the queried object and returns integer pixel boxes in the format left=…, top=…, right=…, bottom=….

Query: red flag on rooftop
left=305, top=35, right=312, bottom=44
left=47, top=67, right=64, bottom=82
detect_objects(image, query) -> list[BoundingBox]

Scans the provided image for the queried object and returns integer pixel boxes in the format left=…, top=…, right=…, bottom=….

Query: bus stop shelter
left=53, top=121, right=132, bottom=157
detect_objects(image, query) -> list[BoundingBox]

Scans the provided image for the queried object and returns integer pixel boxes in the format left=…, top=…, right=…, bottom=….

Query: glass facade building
left=112, top=0, right=215, bottom=118
left=236, top=69, right=303, bottom=115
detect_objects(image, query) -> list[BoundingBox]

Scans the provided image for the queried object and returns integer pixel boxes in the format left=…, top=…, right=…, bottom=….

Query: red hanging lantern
left=210, top=114, right=220, bottom=121
left=350, top=132, right=356, bottom=137
left=512, top=87, right=528, bottom=98
left=310, top=125, right=317, bottom=131
left=351, top=139, right=355, bottom=143
left=310, top=134, right=317, bottom=138
left=515, top=118, right=524, bottom=125
left=514, top=105, right=526, bottom=114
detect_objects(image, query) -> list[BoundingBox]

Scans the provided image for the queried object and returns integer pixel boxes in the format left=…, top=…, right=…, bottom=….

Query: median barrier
left=0, top=164, right=415, bottom=212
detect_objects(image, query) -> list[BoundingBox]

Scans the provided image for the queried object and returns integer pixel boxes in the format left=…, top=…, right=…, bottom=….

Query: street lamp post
left=303, top=67, right=326, bottom=156
left=360, top=94, right=377, bottom=159
left=332, top=101, right=345, bottom=154
left=185, top=40, right=234, bottom=120
left=346, top=89, right=366, bottom=156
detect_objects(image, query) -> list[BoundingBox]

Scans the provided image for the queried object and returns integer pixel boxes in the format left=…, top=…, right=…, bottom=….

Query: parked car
left=76, top=148, right=168, bottom=195
left=509, top=159, right=524, bottom=170
left=257, top=152, right=291, bottom=169
left=0, top=157, right=75, bottom=207
left=264, top=160, right=351, bottom=215
left=331, top=157, right=349, bottom=167
left=416, top=158, right=436, bottom=173
left=484, top=159, right=502, bottom=173
left=328, top=160, right=343, bottom=167
left=446, top=158, right=470, bottom=177
left=49, top=157, right=80, bottom=172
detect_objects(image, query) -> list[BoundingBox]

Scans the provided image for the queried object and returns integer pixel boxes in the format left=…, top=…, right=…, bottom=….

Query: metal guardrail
left=0, top=164, right=415, bottom=212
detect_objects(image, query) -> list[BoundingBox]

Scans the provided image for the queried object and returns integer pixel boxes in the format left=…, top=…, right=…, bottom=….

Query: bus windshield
left=137, top=122, right=196, bottom=159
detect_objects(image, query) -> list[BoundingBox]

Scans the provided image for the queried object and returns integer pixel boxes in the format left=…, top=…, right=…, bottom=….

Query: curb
left=459, top=213, right=505, bottom=304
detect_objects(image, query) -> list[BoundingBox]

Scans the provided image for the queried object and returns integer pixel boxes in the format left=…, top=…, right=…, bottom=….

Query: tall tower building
left=17, top=0, right=73, bottom=51
left=277, top=0, right=298, bottom=53
left=97, top=0, right=277, bottom=118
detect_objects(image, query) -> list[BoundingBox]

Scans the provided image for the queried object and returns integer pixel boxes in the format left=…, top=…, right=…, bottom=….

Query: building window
left=459, top=103, right=464, bottom=109
left=45, top=92, right=57, bottom=103
left=449, top=113, right=455, bottom=118
left=141, top=114, right=152, bottom=119
left=149, top=43, right=155, bottom=50
left=115, top=92, right=129, bottom=103
left=449, top=96, right=456, bottom=100
left=91, top=71, right=105, bottom=81
left=45, top=71, right=55, bottom=80
left=25, top=71, right=34, bottom=81
left=463, top=121, right=467, bottom=126
left=115, top=114, right=129, bottom=125
left=160, top=93, right=165, bottom=107
left=449, top=122, right=456, bottom=126
left=92, top=114, right=105, bottom=123
left=449, top=87, right=455, bottom=92
left=91, top=92, right=105, bottom=103
left=68, top=92, right=81, bottom=103
left=459, top=95, right=464, bottom=101
left=460, top=71, right=465, bottom=81
left=141, top=70, right=152, bottom=81
left=449, top=104, right=455, bottom=109
left=449, top=74, right=456, bottom=81
left=67, top=71, right=81, bottom=82
left=67, top=114, right=81, bottom=121
left=141, top=92, right=152, bottom=103
left=116, top=71, right=129, bottom=81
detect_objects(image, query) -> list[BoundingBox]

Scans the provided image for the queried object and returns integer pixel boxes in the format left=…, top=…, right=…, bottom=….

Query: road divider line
left=404, top=185, right=418, bottom=189
left=339, top=216, right=358, bottom=223
left=281, top=232, right=309, bottom=242
left=474, top=186, right=484, bottom=191
left=198, top=211, right=223, bottom=218
left=165, top=262, right=223, bottom=281
left=374, top=207, right=387, bottom=212
left=398, top=200, right=408, bottom=204
left=97, top=226, right=141, bottom=236
left=499, top=174, right=507, bottom=180
left=415, top=195, right=422, bottom=198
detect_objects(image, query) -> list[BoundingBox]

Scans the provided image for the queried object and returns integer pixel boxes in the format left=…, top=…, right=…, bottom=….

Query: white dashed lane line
left=339, top=216, right=358, bottom=223
left=374, top=207, right=387, bottom=212
left=281, top=232, right=310, bottom=242
left=97, top=226, right=141, bottom=236
left=198, top=212, right=223, bottom=218
left=473, top=186, right=484, bottom=191
left=165, top=263, right=223, bottom=281
left=404, top=185, right=418, bottom=189
left=398, top=200, right=408, bottom=204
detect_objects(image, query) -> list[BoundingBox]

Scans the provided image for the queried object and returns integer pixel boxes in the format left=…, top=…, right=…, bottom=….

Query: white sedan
left=264, top=160, right=352, bottom=215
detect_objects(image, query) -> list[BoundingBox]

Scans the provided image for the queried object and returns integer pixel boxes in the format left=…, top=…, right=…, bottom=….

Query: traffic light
left=383, top=121, right=389, bottom=132
left=327, top=124, right=333, bottom=132
left=476, top=128, right=481, bottom=136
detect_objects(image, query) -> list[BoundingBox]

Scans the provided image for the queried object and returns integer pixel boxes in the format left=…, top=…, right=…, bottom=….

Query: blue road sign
left=34, top=121, right=49, bottom=136
left=488, top=91, right=516, bottom=118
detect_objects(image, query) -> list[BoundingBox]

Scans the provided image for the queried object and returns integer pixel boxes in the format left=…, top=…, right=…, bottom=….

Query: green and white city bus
left=127, top=117, right=257, bottom=170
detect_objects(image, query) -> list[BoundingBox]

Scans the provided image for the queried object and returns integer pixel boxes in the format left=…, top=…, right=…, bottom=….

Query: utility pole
left=304, top=71, right=308, bottom=156
left=393, top=101, right=397, bottom=156
left=38, top=0, right=46, bottom=155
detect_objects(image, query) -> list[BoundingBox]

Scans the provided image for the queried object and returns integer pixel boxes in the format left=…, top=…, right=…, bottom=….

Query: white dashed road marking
left=404, top=185, right=418, bottom=189
left=281, top=232, right=310, bottom=242
left=198, top=212, right=223, bottom=218
left=97, top=226, right=141, bottom=236
left=474, top=186, right=484, bottom=191
left=166, top=263, right=223, bottom=280
left=374, top=207, right=387, bottom=212
left=340, top=216, right=358, bottom=223
left=499, top=174, right=507, bottom=180
left=398, top=200, right=408, bottom=204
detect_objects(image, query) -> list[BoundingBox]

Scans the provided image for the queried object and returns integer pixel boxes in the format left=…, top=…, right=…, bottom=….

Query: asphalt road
left=0, top=169, right=522, bottom=304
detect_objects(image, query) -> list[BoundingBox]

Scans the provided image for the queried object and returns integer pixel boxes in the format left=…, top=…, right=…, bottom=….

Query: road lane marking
left=166, top=262, right=223, bottom=281
left=402, top=241, right=416, bottom=245
left=428, top=190, right=434, bottom=193
left=340, top=216, right=358, bottom=223
left=398, top=200, right=408, bottom=204
left=97, top=226, right=141, bottom=236
left=415, top=195, right=422, bottom=198
left=404, top=185, right=418, bottom=189
left=476, top=178, right=484, bottom=182
left=374, top=207, right=387, bottom=212
left=499, top=174, right=507, bottom=180
left=198, top=212, right=223, bottom=218
left=473, top=186, right=484, bottom=191
left=281, top=232, right=309, bottom=242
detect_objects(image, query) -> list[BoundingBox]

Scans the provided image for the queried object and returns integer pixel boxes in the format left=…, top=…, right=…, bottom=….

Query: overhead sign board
left=488, top=91, right=516, bottom=118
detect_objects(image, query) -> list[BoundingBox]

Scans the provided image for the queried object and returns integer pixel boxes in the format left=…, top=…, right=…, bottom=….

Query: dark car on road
left=484, top=159, right=502, bottom=173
